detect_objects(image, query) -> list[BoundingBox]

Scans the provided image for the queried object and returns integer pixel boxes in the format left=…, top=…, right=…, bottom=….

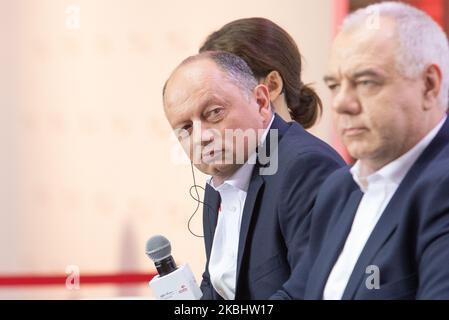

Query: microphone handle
left=155, top=255, right=177, bottom=277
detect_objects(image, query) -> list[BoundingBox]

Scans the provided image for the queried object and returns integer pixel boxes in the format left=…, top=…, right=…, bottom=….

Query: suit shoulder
left=317, top=166, right=355, bottom=193
left=412, top=160, right=449, bottom=209
left=279, top=123, right=345, bottom=164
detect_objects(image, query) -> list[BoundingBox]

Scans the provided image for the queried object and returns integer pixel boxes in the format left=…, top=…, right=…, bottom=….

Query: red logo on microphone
left=178, top=284, right=188, bottom=294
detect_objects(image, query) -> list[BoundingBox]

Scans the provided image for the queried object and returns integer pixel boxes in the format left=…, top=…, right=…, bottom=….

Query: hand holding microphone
left=145, top=235, right=202, bottom=300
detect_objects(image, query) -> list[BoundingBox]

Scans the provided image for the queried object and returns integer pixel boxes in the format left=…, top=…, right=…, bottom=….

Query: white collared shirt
left=323, top=115, right=447, bottom=300
left=208, top=115, right=274, bottom=300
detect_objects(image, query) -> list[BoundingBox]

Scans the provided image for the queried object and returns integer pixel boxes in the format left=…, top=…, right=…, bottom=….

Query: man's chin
left=346, top=148, right=362, bottom=160
left=346, top=146, right=377, bottom=163
left=195, top=163, right=236, bottom=177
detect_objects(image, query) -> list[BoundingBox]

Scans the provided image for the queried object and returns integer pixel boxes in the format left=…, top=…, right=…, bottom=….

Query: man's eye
left=175, top=125, right=192, bottom=140
left=356, top=80, right=377, bottom=87
left=327, top=83, right=340, bottom=92
left=182, top=124, right=192, bottom=132
left=206, top=108, right=224, bottom=120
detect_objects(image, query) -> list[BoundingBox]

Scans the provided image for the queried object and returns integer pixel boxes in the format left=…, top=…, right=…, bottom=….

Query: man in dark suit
left=272, top=2, right=449, bottom=300
left=163, top=51, right=344, bottom=299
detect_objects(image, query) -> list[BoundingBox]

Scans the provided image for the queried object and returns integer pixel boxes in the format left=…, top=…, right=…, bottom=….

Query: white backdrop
left=0, top=0, right=333, bottom=299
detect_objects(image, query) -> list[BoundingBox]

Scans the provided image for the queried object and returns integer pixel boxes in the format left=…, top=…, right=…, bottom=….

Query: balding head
left=163, top=51, right=258, bottom=107
left=162, top=51, right=272, bottom=184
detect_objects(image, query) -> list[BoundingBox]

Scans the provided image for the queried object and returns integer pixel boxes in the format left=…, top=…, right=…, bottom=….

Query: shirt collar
left=208, top=114, right=275, bottom=192
left=351, top=115, right=447, bottom=192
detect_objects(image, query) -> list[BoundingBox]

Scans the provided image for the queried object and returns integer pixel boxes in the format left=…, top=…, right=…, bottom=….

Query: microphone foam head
left=145, top=235, right=172, bottom=262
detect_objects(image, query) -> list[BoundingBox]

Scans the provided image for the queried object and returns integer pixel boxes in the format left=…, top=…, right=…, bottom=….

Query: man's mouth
left=342, top=127, right=368, bottom=137
left=202, top=150, right=223, bottom=163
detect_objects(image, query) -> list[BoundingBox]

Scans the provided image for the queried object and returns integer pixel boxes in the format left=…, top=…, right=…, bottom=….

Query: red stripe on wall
left=332, top=0, right=349, bottom=37
left=0, top=272, right=156, bottom=287
left=405, top=0, right=444, bottom=27
left=331, top=0, right=352, bottom=164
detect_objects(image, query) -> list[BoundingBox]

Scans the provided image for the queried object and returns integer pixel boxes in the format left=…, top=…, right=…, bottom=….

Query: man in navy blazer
left=163, top=51, right=344, bottom=300
left=272, top=2, right=449, bottom=300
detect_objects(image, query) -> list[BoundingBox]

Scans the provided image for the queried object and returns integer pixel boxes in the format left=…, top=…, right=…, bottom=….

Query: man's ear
left=254, top=84, right=272, bottom=121
left=422, top=64, right=442, bottom=110
left=262, top=70, right=284, bottom=101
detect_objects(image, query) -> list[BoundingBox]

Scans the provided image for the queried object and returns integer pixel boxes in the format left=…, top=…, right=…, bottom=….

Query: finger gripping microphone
left=146, top=235, right=202, bottom=300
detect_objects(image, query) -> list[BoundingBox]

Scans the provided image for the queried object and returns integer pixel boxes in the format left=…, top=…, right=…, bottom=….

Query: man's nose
left=332, top=82, right=361, bottom=115
left=191, top=123, right=217, bottom=147
left=201, top=129, right=217, bottom=147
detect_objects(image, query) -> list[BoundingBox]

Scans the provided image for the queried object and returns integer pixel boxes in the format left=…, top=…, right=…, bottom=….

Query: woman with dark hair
left=200, top=17, right=322, bottom=129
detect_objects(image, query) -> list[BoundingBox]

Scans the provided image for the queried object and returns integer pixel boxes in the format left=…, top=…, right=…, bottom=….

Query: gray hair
left=163, top=51, right=258, bottom=100
left=208, top=51, right=259, bottom=98
left=342, top=2, right=449, bottom=110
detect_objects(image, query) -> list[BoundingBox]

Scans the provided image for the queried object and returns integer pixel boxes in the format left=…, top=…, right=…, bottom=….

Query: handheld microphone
left=145, top=235, right=203, bottom=300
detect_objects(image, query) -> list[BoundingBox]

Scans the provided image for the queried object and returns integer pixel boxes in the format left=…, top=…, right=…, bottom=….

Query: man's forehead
left=176, top=58, right=218, bottom=80
left=327, top=19, right=398, bottom=76
left=165, top=59, right=223, bottom=103
left=339, top=15, right=397, bottom=41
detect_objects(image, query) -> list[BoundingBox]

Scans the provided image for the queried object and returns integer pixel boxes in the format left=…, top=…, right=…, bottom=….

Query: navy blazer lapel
left=204, top=184, right=224, bottom=301
left=235, top=173, right=264, bottom=293
left=234, top=115, right=288, bottom=294
left=306, top=189, right=363, bottom=299
left=204, top=183, right=220, bottom=240
left=341, top=171, right=416, bottom=299
left=341, top=208, right=398, bottom=299
left=341, top=117, right=449, bottom=299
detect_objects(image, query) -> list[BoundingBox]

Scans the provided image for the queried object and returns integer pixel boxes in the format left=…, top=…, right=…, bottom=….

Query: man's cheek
left=183, top=140, right=200, bottom=163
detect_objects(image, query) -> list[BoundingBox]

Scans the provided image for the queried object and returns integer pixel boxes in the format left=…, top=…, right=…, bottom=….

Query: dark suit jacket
left=200, top=114, right=345, bottom=300
left=272, top=117, right=449, bottom=300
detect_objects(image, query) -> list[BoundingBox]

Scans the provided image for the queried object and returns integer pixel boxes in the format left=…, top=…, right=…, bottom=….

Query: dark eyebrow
left=351, top=69, right=384, bottom=80
left=200, top=96, right=227, bottom=113
left=323, top=75, right=337, bottom=83
left=323, top=69, right=386, bottom=83
left=199, top=97, right=217, bottom=112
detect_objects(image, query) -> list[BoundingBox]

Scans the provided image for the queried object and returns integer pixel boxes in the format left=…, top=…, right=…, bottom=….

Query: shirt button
left=230, top=206, right=237, bottom=212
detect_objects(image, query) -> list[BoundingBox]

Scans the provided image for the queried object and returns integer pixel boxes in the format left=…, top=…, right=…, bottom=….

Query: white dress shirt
left=208, top=115, right=274, bottom=300
left=323, top=115, right=447, bottom=300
